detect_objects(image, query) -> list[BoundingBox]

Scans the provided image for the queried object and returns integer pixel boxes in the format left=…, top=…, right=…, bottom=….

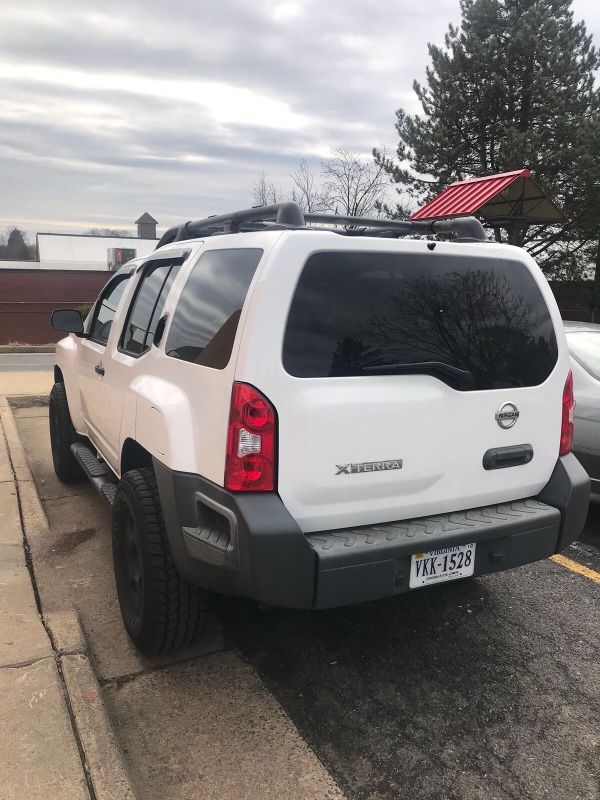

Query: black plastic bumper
left=153, top=453, right=590, bottom=610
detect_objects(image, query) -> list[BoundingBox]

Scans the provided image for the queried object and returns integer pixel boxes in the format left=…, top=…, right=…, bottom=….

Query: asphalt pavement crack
left=99, top=644, right=231, bottom=688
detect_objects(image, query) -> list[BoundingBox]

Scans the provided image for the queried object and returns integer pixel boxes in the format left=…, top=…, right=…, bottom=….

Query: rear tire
left=112, top=467, right=208, bottom=654
left=49, top=382, right=84, bottom=483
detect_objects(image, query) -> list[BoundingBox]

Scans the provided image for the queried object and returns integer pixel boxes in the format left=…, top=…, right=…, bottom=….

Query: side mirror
left=51, top=309, right=84, bottom=335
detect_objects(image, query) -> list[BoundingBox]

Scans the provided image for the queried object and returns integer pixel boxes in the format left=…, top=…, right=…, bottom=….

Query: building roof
left=36, top=232, right=154, bottom=241
left=136, top=212, right=158, bottom=224
left=410, top=168, right=567, bottom=225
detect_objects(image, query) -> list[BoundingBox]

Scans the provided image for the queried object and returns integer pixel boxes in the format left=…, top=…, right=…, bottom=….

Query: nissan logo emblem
left=495, top=402, right=519, bottom=429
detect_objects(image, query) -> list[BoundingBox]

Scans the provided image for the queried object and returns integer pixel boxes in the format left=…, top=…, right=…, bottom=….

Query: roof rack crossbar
left=428, top=217, right=487, bottom=242
left=304, top=212, right=415, bottom=232
left=155, top=203, right=487, bottom=249
left=305, top=213, right=486, bottom=241
left=156, top=202, right=305, bottom=248
left=183, top=202, right=303, bottom=237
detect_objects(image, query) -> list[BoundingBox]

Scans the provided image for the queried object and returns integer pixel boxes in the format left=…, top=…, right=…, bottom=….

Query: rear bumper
left=154, top=454, right=590, bottom=610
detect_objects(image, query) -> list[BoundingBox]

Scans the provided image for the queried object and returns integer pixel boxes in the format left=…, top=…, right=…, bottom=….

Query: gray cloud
left=0, top=0, right=598, bottom=234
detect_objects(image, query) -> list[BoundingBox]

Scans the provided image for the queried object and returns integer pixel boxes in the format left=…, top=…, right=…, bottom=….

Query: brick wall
left=0, top=270, right=110, bottom=344
left=0, top=268, right=595, bottom=345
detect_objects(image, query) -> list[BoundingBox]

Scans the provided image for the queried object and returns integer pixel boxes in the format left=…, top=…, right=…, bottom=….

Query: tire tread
left=113, top=467, right=208, bottom=654
left=49, top=382, right=84, bottom=483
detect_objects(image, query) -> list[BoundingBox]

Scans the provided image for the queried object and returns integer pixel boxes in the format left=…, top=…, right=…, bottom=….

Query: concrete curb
left=0, top=396, right=138, bottom=800
left=61, top=630, right=137, bottom=800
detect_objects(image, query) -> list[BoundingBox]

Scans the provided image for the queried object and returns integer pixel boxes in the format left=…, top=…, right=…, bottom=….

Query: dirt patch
left=9, top=395, right=49, bottom=409
left=51, top=527, right=97, bottom=556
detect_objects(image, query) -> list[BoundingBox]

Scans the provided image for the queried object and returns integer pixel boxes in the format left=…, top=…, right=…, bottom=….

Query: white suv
left=49, top=202, right=590, bottom=654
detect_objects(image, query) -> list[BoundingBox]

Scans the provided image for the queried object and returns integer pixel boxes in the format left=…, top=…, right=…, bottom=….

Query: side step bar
left=71, top=443, right=118, bottom=505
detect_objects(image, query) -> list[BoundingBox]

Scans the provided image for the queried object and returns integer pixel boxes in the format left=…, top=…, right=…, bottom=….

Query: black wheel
left=49, top=382, right=84, bottom=483
left=112, top=467, right=208, bottom=654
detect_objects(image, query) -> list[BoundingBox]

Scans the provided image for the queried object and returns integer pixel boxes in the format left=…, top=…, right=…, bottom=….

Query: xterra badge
left=335, top=459, right=403, bottom=475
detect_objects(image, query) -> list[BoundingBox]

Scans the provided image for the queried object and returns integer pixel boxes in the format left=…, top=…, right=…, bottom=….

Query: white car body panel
left=564, top=323, right=600, bottom=501
left=235, top=233, right=569, bottom=532
left=56, top=230, right=570, bottom=534
left=571, top=356, right=600, bottom=452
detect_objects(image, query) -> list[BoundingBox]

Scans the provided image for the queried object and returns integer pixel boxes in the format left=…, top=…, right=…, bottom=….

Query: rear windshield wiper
left=360, top=360, right=475, bottom=389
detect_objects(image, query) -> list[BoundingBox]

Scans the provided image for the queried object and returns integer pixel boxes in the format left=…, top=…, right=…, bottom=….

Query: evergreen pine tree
left=4, top=228, right=31, bottom=261
left=375, top=0, right=600, bottom=278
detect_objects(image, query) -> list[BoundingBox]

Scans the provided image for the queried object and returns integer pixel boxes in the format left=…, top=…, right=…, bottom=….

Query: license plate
left=409, top=543, right=476, bottom=588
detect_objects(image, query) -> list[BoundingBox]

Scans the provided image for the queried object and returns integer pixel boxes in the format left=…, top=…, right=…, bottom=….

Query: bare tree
left=86, top=228, right=130, bottom=237
left=251, top=172, right=283, bottom=206
left=249, top=150, right=389, bottom=220
left=290, top=160, right=329, bottom=212
left=321, top=148, right=388, bottom=218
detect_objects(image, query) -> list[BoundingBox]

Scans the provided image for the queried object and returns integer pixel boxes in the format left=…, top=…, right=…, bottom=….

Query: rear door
left=99, top=252, right=188, bottom=470
left=238, top=237, right=569, bottom=533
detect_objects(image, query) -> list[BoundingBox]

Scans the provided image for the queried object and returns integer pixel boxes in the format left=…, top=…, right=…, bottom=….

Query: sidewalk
left=0, top=394, right=135, bottom=800
left=0, top=370, right=53, bottom=397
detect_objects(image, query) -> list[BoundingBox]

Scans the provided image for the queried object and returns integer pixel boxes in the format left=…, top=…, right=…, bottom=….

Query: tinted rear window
left=283, top=251, right=558, bottom=390
left=165, top=248, right=262, bottom=369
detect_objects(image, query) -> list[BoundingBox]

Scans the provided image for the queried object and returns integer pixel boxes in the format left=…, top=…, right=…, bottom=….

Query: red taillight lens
left=559, top=370, right=574, bottom=456
left=225, top=382, right=276, bottom=491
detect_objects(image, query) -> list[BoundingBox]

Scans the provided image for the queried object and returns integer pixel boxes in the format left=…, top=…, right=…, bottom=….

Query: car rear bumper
left=154, top=453, right=590, bottom=610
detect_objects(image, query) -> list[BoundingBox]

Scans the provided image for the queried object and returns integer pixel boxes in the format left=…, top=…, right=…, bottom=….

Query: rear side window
left=120, top=257, right=183, bottom=356
left=165, top=248, right=263, bottom=369
left=283, top=251, right=558, bottom=390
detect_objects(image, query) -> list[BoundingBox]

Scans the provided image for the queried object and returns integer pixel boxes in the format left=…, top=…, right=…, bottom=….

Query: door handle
left=94, top=364, right=105, bottom=376
left=482, top=444, right=533, bottom=470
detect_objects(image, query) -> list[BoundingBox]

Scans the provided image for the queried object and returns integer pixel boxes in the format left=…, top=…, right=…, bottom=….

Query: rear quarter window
left=282, top=251, right=558, bottom=390
left=165, top=248, right=263, bottom=369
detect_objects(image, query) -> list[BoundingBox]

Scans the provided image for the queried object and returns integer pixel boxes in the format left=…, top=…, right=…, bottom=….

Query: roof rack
left=155, top=202, right=487, bottom=249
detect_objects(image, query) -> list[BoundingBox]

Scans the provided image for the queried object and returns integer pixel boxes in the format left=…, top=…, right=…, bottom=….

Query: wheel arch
left=120, top=438, right=153, bottom=475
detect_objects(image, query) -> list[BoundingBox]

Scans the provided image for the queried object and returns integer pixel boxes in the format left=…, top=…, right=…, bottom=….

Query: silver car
left=564, top=321, right=600, bottom=502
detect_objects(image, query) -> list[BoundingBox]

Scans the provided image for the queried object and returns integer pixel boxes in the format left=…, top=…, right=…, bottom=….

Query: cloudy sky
left=1, top=0, right=600, bottom=237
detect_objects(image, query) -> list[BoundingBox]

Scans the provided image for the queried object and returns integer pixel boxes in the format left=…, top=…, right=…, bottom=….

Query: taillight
left=225, top=382, right=276, bottom=491
left=559, top=370, right=574, bottom=456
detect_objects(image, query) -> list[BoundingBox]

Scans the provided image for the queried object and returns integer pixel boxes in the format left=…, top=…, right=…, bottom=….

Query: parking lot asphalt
left=12, top=396, right=600, bottom=800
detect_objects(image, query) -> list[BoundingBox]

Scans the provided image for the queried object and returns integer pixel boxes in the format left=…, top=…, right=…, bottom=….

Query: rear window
left=165, top=248, right=262, bottom=369
left=282, top=251, right=558, bottom=390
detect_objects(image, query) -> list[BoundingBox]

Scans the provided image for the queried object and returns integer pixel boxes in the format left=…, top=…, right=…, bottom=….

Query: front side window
left=283, top=251, right=558, bottom=390
left=120, top=258, right=183, bottom=356
left=89, top=275, right=130, bottom=345
left=165, top=248, right=263, bottom=369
